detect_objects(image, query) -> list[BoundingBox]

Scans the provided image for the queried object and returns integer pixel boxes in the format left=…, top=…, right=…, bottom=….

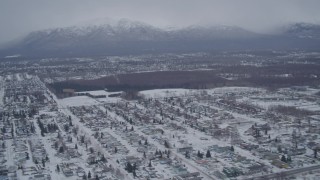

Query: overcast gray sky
left=1, top=0, right=320, bottom=43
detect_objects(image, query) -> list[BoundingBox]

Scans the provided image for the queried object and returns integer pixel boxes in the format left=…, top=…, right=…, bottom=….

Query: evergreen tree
left=230, top=146, right=234, bottom=152
left=75, top=144, right=78, bottom=149
left=148, top=160, right=152, bottom=167
left=1, top=127, right=7, bottom=134
left=125, top=162, right=133, bottom=172
left=54, top=141, right=59, bottom=149
left=64, top=124, right=69, bottom=131
left=101, top=155, right=106, bottom=162
left=59, top=146, right=64, bottom=153
left=56, top=164, right=60, bottom=172
left=287, top=156, right=292, bottom=162
left=277, top=146, right=282, bottom=153
left=197, top=150, right=203, bottom=158
left=88, top=171, right=91, bottom=179
left=133, top=163, right=137, bottom=172
left=206, top=150, right=211, bottom=158
left=94, top=132, right=99, bottom=139
left=133, top=170, right=137, bottom=178
left=57, top=132, right=61, bottom=139
left=281, top=155, right=287, bottom=162
left=41, top=130, right=45, bottom=137
left=164, top=140, right=170, bottom=148
left=185, top=151, right=190, bottom=158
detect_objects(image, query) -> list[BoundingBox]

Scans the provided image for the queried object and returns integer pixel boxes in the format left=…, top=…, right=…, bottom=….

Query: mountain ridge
left=1, top=20, right=320, bottom=58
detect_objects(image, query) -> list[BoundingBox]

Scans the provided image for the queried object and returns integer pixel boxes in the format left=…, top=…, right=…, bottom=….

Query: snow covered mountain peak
left=284, top=22, right=320, bottom=39
left=72, top=18, right=159, bottom=33
left=2, top=19, right=320, bottom=57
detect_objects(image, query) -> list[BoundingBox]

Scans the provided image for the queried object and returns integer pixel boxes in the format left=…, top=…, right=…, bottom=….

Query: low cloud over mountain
left=1, top=20, right=320, bottom=58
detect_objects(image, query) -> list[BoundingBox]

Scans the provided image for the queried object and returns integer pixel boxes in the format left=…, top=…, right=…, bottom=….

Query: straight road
left=247, top=164, right=320, bottom=180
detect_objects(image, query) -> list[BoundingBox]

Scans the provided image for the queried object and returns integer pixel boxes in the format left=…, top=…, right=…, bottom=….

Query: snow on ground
left=0, top=76, right=4, bottom=107
left=207, top=86, right=265, bottom=94
left=15, top=73, right=22, bottom=81
left=77, top=90, right=121, bottom=97
left=140, top=87, right=266, bottom=98
left=50, top=95, right=134, bottom=180
left=249, top=98, right=320, bottom=110
left=294, top=170, right=320, bottom=180
left=298, top=103, right=320, bottom=111
left=60, top=96, right=100, bottom=107
left=140, top=89, right=196, bottom=98
left=250, top=100, right=298, bottom=109
left=281, top=87, right=320, bottom=96
left=96, top=97, right=121, bottom=103
left=4, top=73, right=320, bottom=180
left=77, top=90, right=123, bottom=103
left=5, top=74, right=12, bottom=81
left=25, top=73, right=32, bottom=79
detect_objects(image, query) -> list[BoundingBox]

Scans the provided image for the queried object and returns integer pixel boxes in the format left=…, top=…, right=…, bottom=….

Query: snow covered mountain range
left=1, top=19, right=320, bottom=58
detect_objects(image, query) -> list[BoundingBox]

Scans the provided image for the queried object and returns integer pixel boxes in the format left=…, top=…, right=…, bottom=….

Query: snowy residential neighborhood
left=0, top=51, right=320, bottom=180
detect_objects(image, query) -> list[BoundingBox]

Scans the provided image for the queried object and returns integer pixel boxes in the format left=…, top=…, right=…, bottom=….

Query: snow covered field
left=60, top=96, right=101, bottom=107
